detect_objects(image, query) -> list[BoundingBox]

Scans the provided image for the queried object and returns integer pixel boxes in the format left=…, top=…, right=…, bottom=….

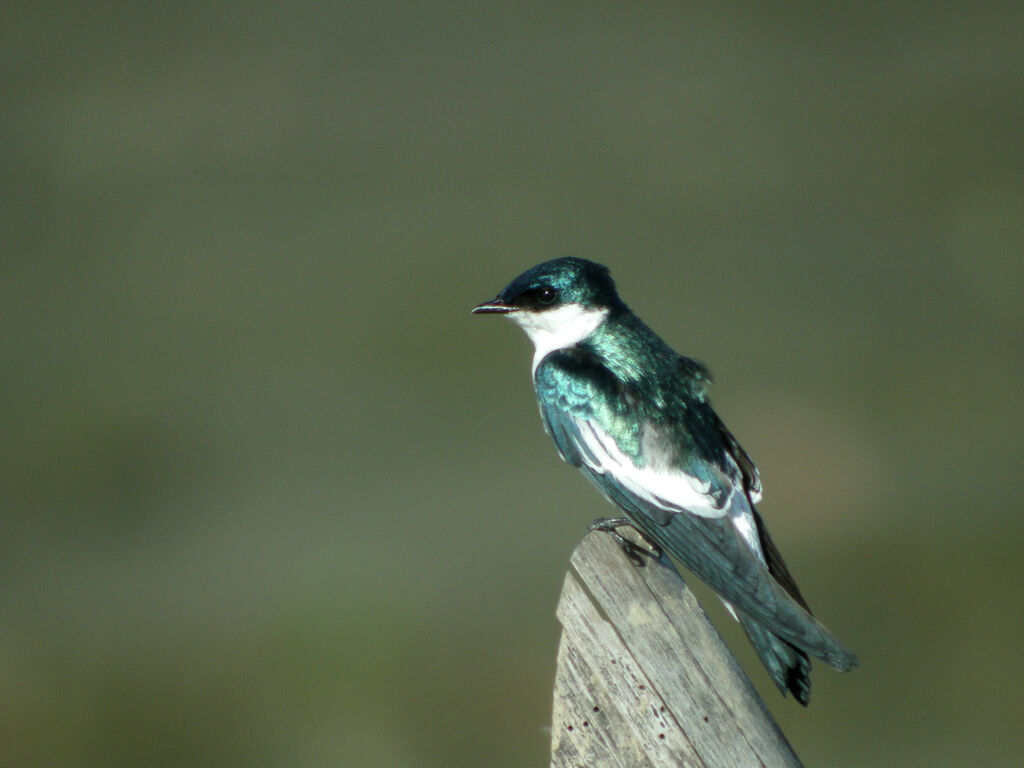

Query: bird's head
left=472, top=257, right=624, bottom=356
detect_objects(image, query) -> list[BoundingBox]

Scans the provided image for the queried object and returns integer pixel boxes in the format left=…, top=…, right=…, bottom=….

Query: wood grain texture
left=550, top=531, right=802, bottom=768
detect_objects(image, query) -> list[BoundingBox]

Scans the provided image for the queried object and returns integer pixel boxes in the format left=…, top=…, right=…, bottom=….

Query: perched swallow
left=473, top=257, right=858, bottom=704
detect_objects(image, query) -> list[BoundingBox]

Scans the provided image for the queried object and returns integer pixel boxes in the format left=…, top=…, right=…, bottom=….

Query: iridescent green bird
left=473, top=257, right=858, bottom=705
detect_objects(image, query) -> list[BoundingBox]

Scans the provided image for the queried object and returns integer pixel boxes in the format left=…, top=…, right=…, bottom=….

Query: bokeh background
left=3, top=2, right=1022, bottom=766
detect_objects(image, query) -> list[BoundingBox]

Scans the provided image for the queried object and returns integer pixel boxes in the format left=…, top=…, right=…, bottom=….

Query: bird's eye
left=537, top=286, right=558, bottom=305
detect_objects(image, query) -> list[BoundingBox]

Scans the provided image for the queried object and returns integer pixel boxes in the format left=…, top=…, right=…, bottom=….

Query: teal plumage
left=474, top=257, right=858, bottom=704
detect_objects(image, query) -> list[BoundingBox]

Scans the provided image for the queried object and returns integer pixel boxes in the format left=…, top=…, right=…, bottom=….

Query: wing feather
left=534, top=349, right=857, bottom=667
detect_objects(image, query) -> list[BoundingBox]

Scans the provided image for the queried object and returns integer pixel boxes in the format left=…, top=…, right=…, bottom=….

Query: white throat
left=507, top=303, right=610, bottom=374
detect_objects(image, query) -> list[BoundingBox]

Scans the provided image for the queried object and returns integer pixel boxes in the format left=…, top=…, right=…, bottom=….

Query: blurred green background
left=3, top=2, right=1022, bottom=766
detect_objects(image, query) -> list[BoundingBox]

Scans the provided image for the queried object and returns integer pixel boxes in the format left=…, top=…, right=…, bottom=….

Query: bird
left=472, top=256, right=858, bottom=705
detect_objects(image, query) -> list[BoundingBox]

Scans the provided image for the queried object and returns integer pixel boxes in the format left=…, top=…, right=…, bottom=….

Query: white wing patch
left=570, top=417, right=769, bottom=569
left=573, top=419, right=729, bottom=519
left=727, top=495, right=766, bottom=566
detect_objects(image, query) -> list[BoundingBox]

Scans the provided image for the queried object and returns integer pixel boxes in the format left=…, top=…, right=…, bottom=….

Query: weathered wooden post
left=551, top=531, right=802, bottom=768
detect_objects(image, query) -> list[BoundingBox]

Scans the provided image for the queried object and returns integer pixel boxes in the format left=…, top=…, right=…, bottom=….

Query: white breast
left=506, top=304, right=610, bottom=374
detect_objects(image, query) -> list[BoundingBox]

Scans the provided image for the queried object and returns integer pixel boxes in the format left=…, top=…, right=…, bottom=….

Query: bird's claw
left=587, top=517, right=662, bottom=567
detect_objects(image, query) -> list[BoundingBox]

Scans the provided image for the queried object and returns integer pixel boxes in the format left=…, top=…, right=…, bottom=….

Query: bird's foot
left=587, top=517, right=662, bottom=567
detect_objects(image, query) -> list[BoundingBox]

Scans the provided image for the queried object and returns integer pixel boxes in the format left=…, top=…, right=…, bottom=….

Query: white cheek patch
left=507, top=304, right=610, bottom=373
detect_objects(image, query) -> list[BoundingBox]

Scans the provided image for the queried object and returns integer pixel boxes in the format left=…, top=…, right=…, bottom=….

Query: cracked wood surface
left=550, top=531, right=802, bottom=768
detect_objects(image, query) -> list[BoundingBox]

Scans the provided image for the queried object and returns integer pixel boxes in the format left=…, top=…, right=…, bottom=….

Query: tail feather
left=739, top=613, right=812, bottom=706
left=753, top=509, right=860, bottom=673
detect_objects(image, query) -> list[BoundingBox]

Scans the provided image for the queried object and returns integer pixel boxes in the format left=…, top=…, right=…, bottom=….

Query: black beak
left=471, top=296, right=512, bottom=314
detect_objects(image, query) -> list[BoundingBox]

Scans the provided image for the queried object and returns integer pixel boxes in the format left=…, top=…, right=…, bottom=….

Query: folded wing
left=534, top=349, right=858, bottom=671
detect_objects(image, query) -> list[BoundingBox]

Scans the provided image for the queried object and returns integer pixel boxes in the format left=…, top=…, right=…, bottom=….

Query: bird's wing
left=534, top=349, right=734, bottom=519
left=711, top=408, right=762, bottom=503
left=534, top=350, right=856, bottom=667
